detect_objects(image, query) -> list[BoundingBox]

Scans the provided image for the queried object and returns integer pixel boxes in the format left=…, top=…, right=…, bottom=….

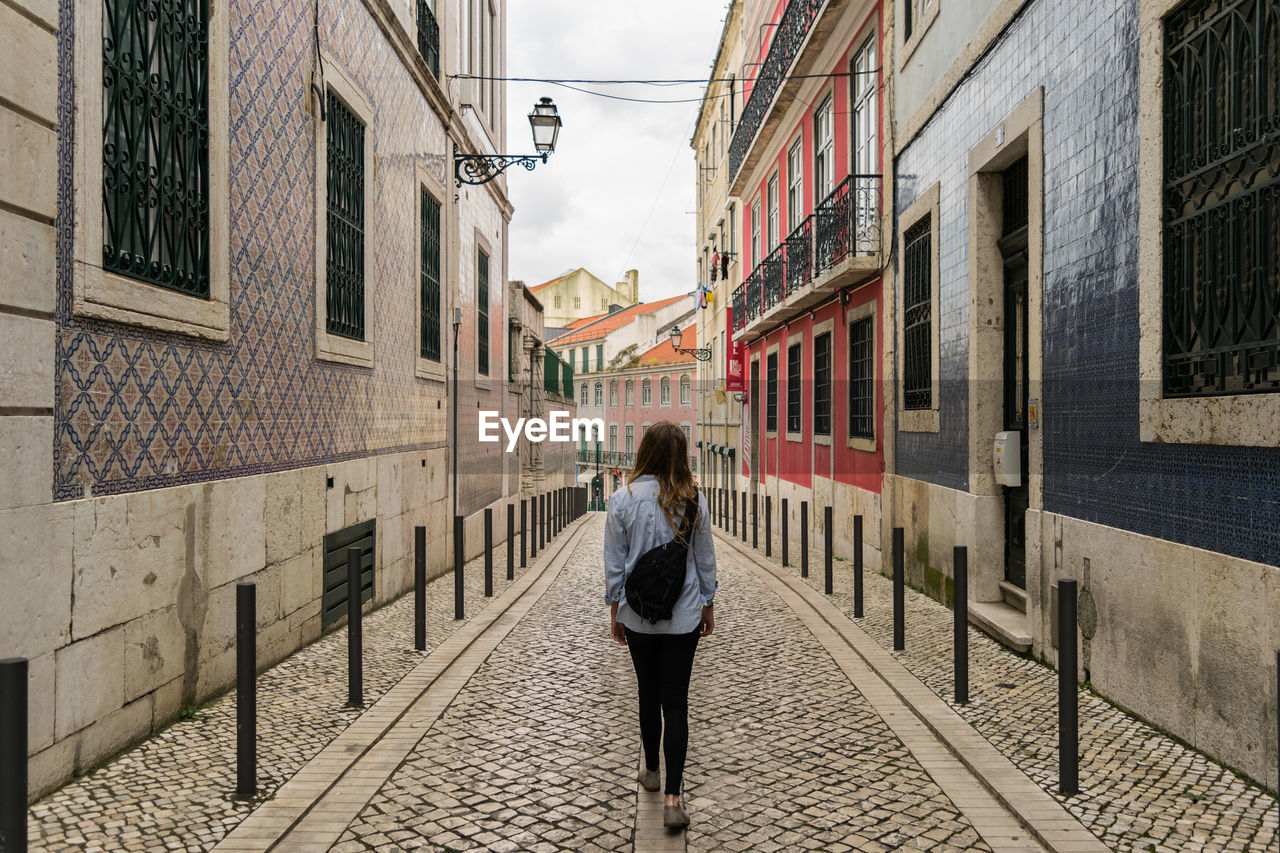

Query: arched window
left=580, top=383, right=588, bottom=406
left=660, top=376, right=671, bottom=405
left=609, top=381, right=619, bottom=406
left=594, top=382, right=603, bottom=406
left=626, top=381, right=635, bottom=406
left=641, top=379, right=652, bottom=405
left=625, top=423, right=635, bottom=454
left=680, top=374, right=691, bottom=404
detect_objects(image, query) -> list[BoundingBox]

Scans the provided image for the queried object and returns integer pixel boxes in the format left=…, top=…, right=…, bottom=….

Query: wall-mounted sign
left=726, top=308, right=746, bottom=392
left=1028, top=398, right=1040, bottom=429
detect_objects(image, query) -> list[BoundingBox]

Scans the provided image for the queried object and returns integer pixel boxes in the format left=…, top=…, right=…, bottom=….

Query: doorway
left=750, top=358, right=761, bottom=484
left=999, top=156, right=1030, bottom=589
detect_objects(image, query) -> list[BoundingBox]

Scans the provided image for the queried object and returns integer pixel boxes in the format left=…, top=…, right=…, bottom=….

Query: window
left=642, top=379, right=652, bottom=405
left=814, top=332, right=832, bottom=435
left=751, top=199, right=762, bottom=266
left=568, top=349, right=575, bottom=371
left=767, top=174, right=780, bottom=250
left=575, top=297, right=582, bottom=309
left=729, top=75, right=736, bottom=130
left=555, top=295, right=562, bottom=308
left=852, top=36, right=879, bottom=179
left=610, top=381, right=618, bottom=406
left=682, top=423, right=693, bottom=445
left=625, top=424, right=635, bottom=454
left=849, top=316, right=875, bottom=440
left=420, top=188, right=442, bottom=361
left=416, top=0, right=440, bottom=78
left=902, top=217, right=932, bottom=409
left=477, top=248, right=490, bottom=376
left=729, top=204, right=737, bottom=254
left=609, top=424, right=618, bottom=452
left=814, top=95, right=834, bottom=204
left=766, top=352, right=778, bottom=431
left=626, top=381, right=635, bottom=406
left=660, top=376, right=671, bottom=405
left=787, top=343, right=803, bottom=434
left=680, top=374, right=691, bottom=404
left=326, top=93, right=366, bottom=340
left=508, top=321, right=519, bottom=382
left=642, top=422, right=650, bottom=438
left=1161, top=0, right=1279, bottom=398
left=594, top=382, right=603, bottom=406
left=103, top=0, right=209, bottom=298
left=787, top=137, right=804, bottom=231
left=580, top=383, right=588, bottom=406
left=582, top=346, right=589, bottom=372
left=596, top=344, right=603, bottom=371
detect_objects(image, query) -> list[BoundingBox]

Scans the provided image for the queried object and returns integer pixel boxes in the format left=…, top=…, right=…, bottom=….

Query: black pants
left=625, top=627, right=700, bottom=796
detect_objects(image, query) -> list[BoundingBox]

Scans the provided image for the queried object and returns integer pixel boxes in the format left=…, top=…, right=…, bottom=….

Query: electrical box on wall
left=993, top=431, right=1022, bottom=487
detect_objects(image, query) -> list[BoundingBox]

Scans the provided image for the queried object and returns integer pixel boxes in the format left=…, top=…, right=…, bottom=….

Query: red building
left=729, top=0, right=887, bottom=565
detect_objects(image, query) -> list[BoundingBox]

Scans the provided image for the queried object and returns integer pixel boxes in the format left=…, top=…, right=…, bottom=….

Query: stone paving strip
left=742, top=521, right=1280, bottom=853
left=715, top=532, right=1092, bottom=853
left=213, top=518, right=591, bottom=852
left=26, top=526, right=547, bottom=853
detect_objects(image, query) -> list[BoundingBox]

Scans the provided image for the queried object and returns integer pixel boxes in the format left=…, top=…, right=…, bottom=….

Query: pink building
left=599, top=328, right=699, bottom=498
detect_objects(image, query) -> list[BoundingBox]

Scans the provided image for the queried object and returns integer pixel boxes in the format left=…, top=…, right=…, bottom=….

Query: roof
left=638, top=327, right=698, bottom=366
left=548, top=293, right=690, bottom=347
left=565, top=312, right=607, bottom=330
left=529, top=268, right=582, bottom=293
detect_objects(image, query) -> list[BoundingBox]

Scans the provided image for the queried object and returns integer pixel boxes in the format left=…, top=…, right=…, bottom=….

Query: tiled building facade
left=705, top=0, right=1279, bottom=789
left=3, top=0, right=574, bottom=798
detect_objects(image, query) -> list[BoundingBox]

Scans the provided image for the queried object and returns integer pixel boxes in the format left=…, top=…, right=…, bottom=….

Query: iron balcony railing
left=417, top=0, right=440, bottom=78
left=731, top=175, right=882, bottom=338
left=814, top=174, right=881, bottom=273
left=728, top=0, right=825, bottom=183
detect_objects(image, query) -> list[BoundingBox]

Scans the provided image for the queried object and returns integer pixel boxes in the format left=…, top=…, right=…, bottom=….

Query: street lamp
left=668, top=324, right=712, bottom=362
left=455, top=97, right=563, bottom=186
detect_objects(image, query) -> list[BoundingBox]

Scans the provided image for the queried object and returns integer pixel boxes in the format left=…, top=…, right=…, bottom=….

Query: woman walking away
left=604, top=422, right=717, bottom=831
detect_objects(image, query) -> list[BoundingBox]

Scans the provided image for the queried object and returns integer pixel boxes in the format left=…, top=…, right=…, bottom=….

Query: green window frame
left=477, top=248, right=490, bottom=376
left=326, top=92, right=366, bottom=340
left=103, top=0, right=210, bottom=297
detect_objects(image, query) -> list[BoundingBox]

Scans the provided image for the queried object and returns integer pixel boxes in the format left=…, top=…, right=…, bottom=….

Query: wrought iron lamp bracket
left=675, top=346, right=714, bottom=362
left=454, top=152, right=548, bottom=186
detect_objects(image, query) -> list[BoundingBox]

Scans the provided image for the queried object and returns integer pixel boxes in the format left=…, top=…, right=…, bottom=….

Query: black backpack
left=625, top=499, right=699, bottom=624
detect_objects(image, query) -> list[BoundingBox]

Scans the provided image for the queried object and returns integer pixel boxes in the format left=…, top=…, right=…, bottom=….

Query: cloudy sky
left=504, top=2, right=731, bottom=302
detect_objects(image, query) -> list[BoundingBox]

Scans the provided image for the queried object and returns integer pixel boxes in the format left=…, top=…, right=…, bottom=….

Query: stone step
left=969, top=599, right=1032, bottom=653
left=999, top=580, right=1028, bottom=613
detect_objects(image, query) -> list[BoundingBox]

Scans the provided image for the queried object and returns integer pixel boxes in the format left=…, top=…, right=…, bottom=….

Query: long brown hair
left=627, top=421, right=700, bottom=541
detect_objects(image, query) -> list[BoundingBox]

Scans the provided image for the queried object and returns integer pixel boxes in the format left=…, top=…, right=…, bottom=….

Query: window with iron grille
left=903, top=217, right=932, bottom=410
left=325, top=93, right=366, bottom=340
left=416, top=0, right=439, bottom=78
left=420, top=188, right=441, bottom=361
left=849, top=316, right=875, bottom=439
left=103, top=0, right=210, bottom=298
left=813, top=332, right=832, bottom=435
left=477, top=249, right=490, bottom=375
left=787, top=343, right=802, bottom=433
left=766, top=352, right=778, bottom=431
left=1162, top=0, right=1279, bottom=397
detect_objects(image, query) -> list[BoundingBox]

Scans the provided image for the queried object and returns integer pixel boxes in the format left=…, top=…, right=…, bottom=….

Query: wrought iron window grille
left=813, top=331, right=832, bottom=435
left=766, top=351, right=779, bottom=431
left=477, top=249, right=490, bottom=376
left=103, top=0, right=211, bottom=297
left=326, top=92, right=366, bottom=341
left=849, top=316, right=875, bottom=439
left=902, top=216, right=933, bottom=410
left=1161, top=0, right=1279, bottom=397
left=416, top=0, right=440, bottom=78
left=421, top=188, right=442, bottom=361
left=786, top=343, right=803, bottom=433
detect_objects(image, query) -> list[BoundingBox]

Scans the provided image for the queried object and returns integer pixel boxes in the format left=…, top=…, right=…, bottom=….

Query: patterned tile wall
left=54, top=0, right=504, bottom=503
left=894, top=0, right=1280, bottom=566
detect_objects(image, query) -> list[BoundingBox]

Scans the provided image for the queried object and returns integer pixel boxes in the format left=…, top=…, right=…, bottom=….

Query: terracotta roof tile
left=547, top=293, right=690, bottom=347
left=637, top=327, right=698, bottom=366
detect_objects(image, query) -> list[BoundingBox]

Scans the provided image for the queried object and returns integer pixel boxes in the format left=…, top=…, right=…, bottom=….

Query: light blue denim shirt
left=604, top=475, right=717, bottom=634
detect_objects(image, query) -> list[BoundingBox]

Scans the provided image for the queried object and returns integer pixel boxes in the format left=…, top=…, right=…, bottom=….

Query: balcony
left=729, top=0, right=860, bottom=193
left=732, top=174, right=882, bottom=342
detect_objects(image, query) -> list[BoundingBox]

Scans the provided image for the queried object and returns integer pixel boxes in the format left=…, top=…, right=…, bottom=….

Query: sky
left=504, top=1, right=732, bottom=302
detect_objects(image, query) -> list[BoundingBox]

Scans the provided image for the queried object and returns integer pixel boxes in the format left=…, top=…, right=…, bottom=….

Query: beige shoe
left=638, top=768, right=659, bottom=792
left=663, top=803, right=689, bottom=829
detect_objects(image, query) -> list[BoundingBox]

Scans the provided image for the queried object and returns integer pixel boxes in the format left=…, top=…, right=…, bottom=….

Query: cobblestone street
left=23, top=513, right=1280, bottom=851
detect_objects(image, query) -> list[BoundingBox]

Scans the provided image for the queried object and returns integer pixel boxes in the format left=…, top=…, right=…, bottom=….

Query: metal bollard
left=765, top=495, right=772, bottom=558
left=507, top=504, right=515, bottom=581
left=0, top=657, right=27, bottom=853
left=742, top=491, right=747, bottom=542
left=893, top=527, right=905, bottom=651
left=752, top=493, right=758, bottom=549
left=801, top=501, right=809, bottom=579
left=453, top=516, right=464, bottom=620
left=236, top=582, right=257, bottom=798
left=954, top=546, right=969, bottom=705
left=853, top=515, right=864, bottom=618
left=781, top=498, right=789, bottom=567
left=347, top=546, right=363, bottom=706
left=414, top=526, right=426, bottom=651
left=1058, top=578, right=1079, bottom=795
left=824, top=506, right=833, bottom=595
left=539, top=494, right=545, bottom=550
left=484, top=508, right=493, bottom=598
left=520, top=499, right=528, bottom=566
left=528, top=498, right=537, bottom=559
left=732, top=490, right=738, bottom=537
